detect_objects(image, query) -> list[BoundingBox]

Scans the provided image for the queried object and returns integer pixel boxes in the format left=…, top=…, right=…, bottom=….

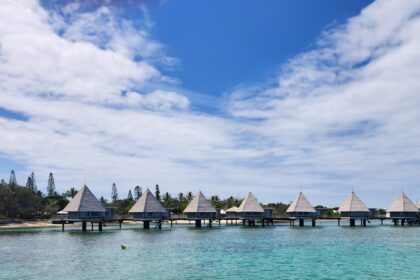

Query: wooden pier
left=52, top=214, right=417, bottom=231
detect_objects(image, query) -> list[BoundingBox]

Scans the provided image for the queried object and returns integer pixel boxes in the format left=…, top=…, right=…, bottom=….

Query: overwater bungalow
left=237, top=192, right=267, bottom=226
left=58, top=185, right=106, bottom=231
left=225, top=206, right=239, bottom=218
left=129, top=189, right=169, bottom=229
left=386, top=192, right=419, bottom=225
left=338, top=192, right=370, bottom=226
left=183, top=191, right=218, bottom=228
left=286, top=192, right=317, bottom=226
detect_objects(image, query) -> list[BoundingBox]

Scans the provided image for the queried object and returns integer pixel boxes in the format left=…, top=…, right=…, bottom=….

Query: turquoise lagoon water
left=0, top=221, right=419, bottom=280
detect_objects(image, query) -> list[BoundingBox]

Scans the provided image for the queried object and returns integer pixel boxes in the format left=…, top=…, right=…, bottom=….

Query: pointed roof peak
left=129, top=188, right=167, bottom=213
left=286, top=191, right=316, bottom=213
left=237, top=192, right=264, bottom=213
left=387, top=192, right=418, bottom=213
left=338, top=192, right=369, bottom=212
left=183, top=191, right=216, bottom=213
left=61, top=185, right=105, bottom=212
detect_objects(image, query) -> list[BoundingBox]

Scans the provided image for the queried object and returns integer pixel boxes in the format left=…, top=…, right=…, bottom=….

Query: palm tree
left=186, top=191, right=193, bottom=202
left=210, top=195, right=220, bottom=208
left=178, top=192, right=184, bottom=201
left=65, top=187, right=78, bottom=198
left=162, top=192, right=172, bottom=208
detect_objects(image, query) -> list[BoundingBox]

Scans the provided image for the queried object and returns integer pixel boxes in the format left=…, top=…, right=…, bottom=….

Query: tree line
left=0, top=170, right=69, bottom=219
left=0, top=170, right=292, bottom=220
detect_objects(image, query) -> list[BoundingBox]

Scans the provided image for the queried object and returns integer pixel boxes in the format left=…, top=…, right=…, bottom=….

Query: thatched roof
left=129, top=189, right=167, bottom=213
left=237, top=192, right=264, bottom=213
left=417, top=200, right=420, bottom=209
left=183, top=191, right=216, bottom=213
left=386, top=192, right=419, bottom=213
left=286, top=192, right=316, bottom=213
left=225, top=206, right=239, bottom=212
left=338, top=192, right=369, bottom=212
left=61, top=185, right=105, bottom=212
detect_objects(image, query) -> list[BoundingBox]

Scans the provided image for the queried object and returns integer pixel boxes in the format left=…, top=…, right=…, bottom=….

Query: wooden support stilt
left=299, top=219, right=304, bottom=227
left=119, top=221, right=122, bottom=229
left=312, top=219, right=316, bottom=227
left=158, top=221, right=162, bottom=229
left=218, top=219, right=221, bottom=227
left=195, top=220, right=201, bottom=228
left=171, top=220, right=173, bottom=227
left=209, top=219, right=212, bottom=228
left=338, top=218, right=340, bottom=226
left=350, top=219, right=355, bottom=227
left=98, top=222, right=103, bottom=231
left=82, top=222, right=87, bottom=231
left=401, top=219, right=405, bottom=226
left=143, top=221, right=150, bottom=229
left=381, top=219, right=383, bottom=225
left=91, top=222, right=94, bottom=231
left=62, top=222, right=65, bottom=232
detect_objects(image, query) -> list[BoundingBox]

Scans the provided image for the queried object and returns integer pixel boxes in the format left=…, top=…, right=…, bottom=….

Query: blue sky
left=0, top=0, right=419, bottom=207
left=148, top=0, right=372, bottom=97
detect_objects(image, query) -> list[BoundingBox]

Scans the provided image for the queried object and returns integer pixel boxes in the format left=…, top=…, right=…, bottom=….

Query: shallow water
left=0, top=220, right=419, bottom=280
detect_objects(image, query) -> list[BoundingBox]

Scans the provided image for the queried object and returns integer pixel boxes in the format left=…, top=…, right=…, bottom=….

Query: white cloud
left=0, top=0, right=419, bottom=207
left=227, top=0, right=420, bottom=204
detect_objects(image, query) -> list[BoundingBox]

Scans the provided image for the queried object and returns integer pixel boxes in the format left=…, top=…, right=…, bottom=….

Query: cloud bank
left=0, top=0, right=419, bottom=206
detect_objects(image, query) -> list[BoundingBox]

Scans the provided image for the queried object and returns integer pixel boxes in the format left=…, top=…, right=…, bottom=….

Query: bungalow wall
left=186, top=212, right=218, bottom=219
left=386, top=212, right=418, bottom=218
left=131, top=212, right=169, bottom=220
left=340, top=211, right=371, bottom=218
left=237, top=212, right=265, bottom=219
left=226, top=212, right=238, bottom=218
left=287, top=211, right=316, bottom=218
left=264, top=208, right=273, bottom=218
left=67, top=211, right=105, bottom=221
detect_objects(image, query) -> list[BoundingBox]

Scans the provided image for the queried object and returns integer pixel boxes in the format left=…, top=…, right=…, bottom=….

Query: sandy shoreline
left=0, top=220, right=62, bottom=228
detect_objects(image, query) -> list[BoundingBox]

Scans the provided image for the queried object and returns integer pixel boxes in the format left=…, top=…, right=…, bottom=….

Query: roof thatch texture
left=183, top=191, right=216, bottom=213
left=225, top=206, right=239, bottom=212
left=417, top=201, right=420, bottom=209
left=61, top=185, right=106, bottom=212
left=386, top=192, right=419, bottom=213
left=237, top=192, right=264, bottom=213
left=338, top=192, right=369, bottom=212
left=286, top=192, right=316, bottom=213
left=129, top=189, right=167, bottom=213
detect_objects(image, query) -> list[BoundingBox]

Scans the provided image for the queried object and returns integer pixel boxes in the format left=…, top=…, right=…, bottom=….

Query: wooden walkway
left=52, top=215, right=418, bottom=225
